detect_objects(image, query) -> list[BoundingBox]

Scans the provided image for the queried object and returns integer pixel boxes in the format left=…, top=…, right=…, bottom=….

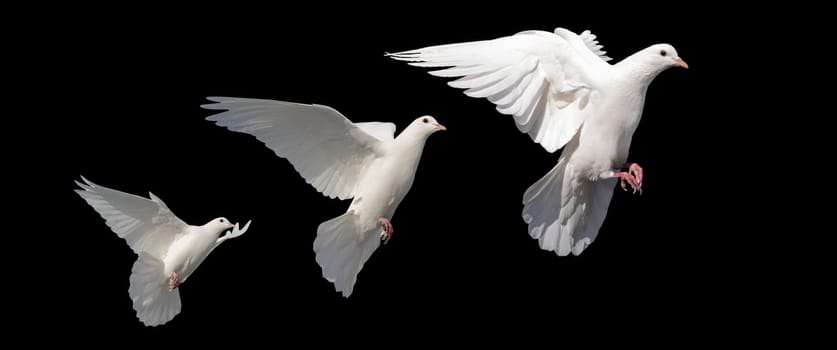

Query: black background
left=18, top=4, right=782, bottom=341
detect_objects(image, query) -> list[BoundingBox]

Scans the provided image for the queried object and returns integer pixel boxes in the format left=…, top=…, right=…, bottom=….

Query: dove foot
left=624, top=163, right=643, bottom=186
left=612, top=163, right=643, bottom=194
left=168, top=272, right=180, bottom=291
left=379, top=217, right=394, bottom=244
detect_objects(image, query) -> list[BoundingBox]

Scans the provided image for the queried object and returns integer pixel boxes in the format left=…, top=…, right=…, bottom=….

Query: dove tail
left=522, top=159, right=617, bottom=256
left=128, top=252, right=182, bottom=326
left=313, top=212, right=381, bottom=298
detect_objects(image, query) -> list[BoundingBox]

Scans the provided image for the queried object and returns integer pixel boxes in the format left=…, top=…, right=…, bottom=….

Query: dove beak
left=674, top=57, right=689, bottom=69
left=433, top=123, right=446, bottom=131
left=226, top=223, right=235, bottom=229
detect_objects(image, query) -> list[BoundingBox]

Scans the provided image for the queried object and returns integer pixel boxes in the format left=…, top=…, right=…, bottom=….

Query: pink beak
left=433, top=123, right=447, bottom=131
left=674, top=57, right=689, bottom=69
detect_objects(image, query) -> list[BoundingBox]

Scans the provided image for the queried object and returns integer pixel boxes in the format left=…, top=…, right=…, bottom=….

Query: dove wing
left=388, top=28, right=609, bottom=153
left=203, top=97, right=392, bottom=200
left=75, top=176, right=188, bottom=260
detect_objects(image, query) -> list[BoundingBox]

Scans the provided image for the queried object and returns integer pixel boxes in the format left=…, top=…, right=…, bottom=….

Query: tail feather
left=522, top=160, right=571, bottom=255
left=128, top=252, right=181, bottom=326
left=313, top=213, right=381, bottom=297
left=522, top=161, right=616, bottom=256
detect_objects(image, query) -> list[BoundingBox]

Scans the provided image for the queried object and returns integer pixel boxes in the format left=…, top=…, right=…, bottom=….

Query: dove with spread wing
left=388, top=27, right=687, bottom=256
left=75, top=176, right=251, bottom=326
left=203, top=97, right=445, bottom=297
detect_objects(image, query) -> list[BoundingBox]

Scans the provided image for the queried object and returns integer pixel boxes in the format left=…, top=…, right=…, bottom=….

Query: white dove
left=202, top=97, right=445, bottom=297
left=75, top=176, right=251, bottom=326
left=388, top=27, right=687, bottom=256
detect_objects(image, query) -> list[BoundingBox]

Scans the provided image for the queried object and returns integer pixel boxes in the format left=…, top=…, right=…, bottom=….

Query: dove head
left=649, top=44, right=687, bottom=69
left=399, top=115, right=446, bottom=141
left=209, top=217, right=235, bottom=232
left=412, top=115, right=446, bottom=134
left=626, top=44, right=688, bottom=81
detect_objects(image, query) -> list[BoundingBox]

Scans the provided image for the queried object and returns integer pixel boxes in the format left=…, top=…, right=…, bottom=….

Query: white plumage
left=203, top=97, right=445, bottom=296
left=75, top=176, right=250, bottom=326
left=388, top=27, right=687, bottom=256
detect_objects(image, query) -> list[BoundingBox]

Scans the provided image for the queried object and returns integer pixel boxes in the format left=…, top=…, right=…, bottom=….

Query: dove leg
left=168, top=272, right=180, bottom=291
left=379, top=217, right=394, bottom=244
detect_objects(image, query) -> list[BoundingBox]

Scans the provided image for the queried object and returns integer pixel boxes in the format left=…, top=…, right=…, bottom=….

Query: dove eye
left=660, top=50, right=667, bottom=57
left=422, top=118, right=429, bottom=123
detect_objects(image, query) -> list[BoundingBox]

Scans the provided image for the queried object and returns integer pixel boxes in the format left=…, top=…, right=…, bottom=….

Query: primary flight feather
left=202, top=97, right=445, bottom=297
left=388, top=27, right=687, bottom=256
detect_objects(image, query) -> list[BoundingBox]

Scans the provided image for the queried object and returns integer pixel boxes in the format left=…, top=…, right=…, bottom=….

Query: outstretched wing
left=75, top=176, right=188, bottom=260
left=203, top=97, right=392, bottom=200
left=388, top=28, right=610, bottom=153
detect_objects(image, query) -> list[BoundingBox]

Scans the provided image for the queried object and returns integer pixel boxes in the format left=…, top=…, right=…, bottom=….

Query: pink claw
left=379, top=217, right=394, bottom=244
left=627, top=163, right=643, bottom=186
left=612, top=163, right=644, bottom=194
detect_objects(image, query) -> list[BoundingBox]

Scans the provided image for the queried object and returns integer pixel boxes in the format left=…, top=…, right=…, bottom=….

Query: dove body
left=163, top=220, right=231, bottom=285
left=348, top=122, right=430, bottom=228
